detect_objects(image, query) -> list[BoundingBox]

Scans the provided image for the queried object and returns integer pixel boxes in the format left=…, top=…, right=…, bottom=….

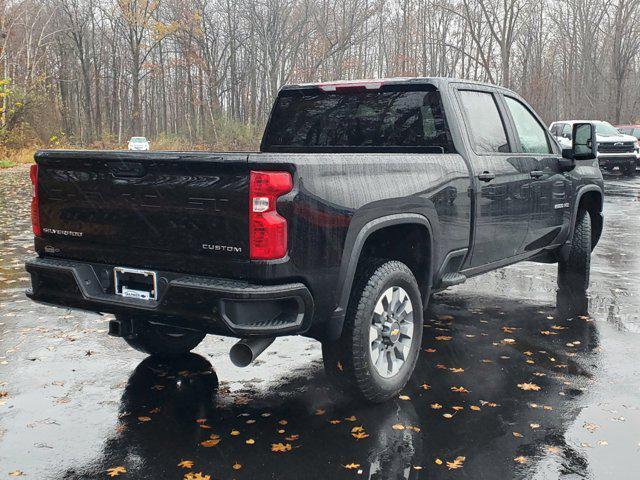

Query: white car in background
left=127, top=136, right=150, bottom=151
left=549, top=120, right=637, bottom=176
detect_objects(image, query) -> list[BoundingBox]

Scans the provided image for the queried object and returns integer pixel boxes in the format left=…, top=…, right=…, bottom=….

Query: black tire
left=558, top=209, right=592, bottom=293
left=120, top=316, right=206, bottom=358
left=322, top=260, right=424, bottom=403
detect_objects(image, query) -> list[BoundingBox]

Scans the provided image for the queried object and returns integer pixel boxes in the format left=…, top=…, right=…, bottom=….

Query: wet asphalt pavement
left=1, top=166, right=639, bottom=479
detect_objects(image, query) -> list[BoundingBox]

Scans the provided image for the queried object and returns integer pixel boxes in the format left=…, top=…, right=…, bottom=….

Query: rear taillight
left=29, top=164, right=41, bottom=236
left=249, top=170, right=292, bottom=260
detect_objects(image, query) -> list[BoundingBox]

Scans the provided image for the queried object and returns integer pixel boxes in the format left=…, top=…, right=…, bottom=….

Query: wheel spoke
left=369, top=285, right=415, bottom=379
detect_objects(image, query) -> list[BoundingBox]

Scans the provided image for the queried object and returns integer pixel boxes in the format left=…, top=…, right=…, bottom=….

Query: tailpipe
left=230, top=337, right=275, bottom=367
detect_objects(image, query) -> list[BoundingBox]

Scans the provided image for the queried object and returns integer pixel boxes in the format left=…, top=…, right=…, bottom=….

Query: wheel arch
left=326, top=213, right=435, bottom=341
left=572, top=186, right=604, bottom=249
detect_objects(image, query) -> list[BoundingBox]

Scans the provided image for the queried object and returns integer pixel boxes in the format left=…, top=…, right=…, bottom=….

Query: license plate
left=114, top=267, right=158, bottom=301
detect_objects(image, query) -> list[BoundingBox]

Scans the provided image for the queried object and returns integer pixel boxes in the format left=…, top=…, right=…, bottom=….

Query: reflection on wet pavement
left=1, top=166, right=639, bottom=479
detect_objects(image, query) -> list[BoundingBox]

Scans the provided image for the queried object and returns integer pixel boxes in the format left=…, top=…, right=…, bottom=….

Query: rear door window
left=458, top=90, right=510, bottom=153
left=262, top=85, right=454, bottom=153
left=504, top=96, right=552, bottom=154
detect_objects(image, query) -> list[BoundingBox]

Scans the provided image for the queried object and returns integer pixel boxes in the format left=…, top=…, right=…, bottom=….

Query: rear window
left=261, top=84, right=454, bottom=153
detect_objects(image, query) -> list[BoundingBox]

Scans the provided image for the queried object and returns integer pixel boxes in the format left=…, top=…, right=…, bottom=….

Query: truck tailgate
left=35, top=151, right=249, bottom=268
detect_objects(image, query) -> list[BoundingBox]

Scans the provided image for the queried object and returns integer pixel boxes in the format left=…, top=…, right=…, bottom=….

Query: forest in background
left=2, top=0, right=640, bottom=166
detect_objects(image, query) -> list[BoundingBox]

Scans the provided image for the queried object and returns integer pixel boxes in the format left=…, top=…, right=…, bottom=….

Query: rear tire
left=558, top=209, right=591, bottom=293
left=120, top=316, right=206, bottom=358
left=322, top=260, right=423, bottom=403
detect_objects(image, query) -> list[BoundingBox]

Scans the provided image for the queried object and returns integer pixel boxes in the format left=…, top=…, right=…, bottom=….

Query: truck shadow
left=64, top=291, right=597, bottom=480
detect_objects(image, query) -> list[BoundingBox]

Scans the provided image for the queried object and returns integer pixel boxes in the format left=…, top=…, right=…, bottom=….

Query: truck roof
left=550, top=120, right=610, bottom=125
left=281, top=76, right=510, bottom=93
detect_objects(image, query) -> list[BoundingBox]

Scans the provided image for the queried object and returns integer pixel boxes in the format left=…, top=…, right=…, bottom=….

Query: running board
left=438, top=272, right=467, bottom=288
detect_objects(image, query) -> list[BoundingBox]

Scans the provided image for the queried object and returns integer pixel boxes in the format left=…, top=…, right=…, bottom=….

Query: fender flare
left=325, top=213, right=436, bottom=341
left=568, top=185, right=604, bottom=244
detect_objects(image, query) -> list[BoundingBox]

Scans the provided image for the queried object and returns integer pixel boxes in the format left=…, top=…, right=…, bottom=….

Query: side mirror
left=572, top=123, right=597, bottom=160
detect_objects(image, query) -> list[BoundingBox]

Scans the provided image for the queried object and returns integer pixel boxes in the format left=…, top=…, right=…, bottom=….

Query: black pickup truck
left=26, top=78, right=604, bottom=402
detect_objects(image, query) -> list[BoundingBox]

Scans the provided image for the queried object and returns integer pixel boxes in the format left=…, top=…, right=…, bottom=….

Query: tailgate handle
left=110, top=162, right=146, bottom=178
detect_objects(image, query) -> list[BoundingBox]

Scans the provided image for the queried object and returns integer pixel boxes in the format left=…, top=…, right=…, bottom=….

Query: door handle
left=530, top=170, right=544, bottom=179
left=477, top=171, right=495, bottom=182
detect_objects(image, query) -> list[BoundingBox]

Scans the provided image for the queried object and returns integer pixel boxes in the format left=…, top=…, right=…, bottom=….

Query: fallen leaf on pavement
left=451, top=386, right=469, bottom=393
left=446, top=456, right=466, bottom=470
left=107, top=466, right=127, bottom=477
left=517, top=383, right=541, bottom=391
left=271, top=443, right=292, bottom=452
left=343, top=463, right=360, bottom=469
left=184, top=473, right=210, bottom=480
left=178, top=460, right=194, bottom=469
left=514, top=456, right=528, bottom=464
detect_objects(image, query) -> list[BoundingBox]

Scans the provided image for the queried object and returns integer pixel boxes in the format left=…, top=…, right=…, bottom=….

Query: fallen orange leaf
left=184, top=473, right=211, bottom=480
left=178, top=460, right=194, bottom=469
left=107, top=466, right=127, bottom=477
left=517, top=383, right=541, bottom=391
left=271, top=442, right=292, bottom=452
left=343, top=463, right=360, bottom=470
left=232, top=463, right=242, bottom=470
left=451, top=386, right=469, bottom=393
left=446, top=456, right=466, bottom=470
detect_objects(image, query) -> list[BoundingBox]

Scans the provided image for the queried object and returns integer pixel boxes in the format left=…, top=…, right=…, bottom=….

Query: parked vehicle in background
left=128, top=137, right=150, bottom=151
left=550, top=120, right=636, bottom=176
left=26, top=78, right=604, bottom=403
left=615, top=124, right=640, bottom=169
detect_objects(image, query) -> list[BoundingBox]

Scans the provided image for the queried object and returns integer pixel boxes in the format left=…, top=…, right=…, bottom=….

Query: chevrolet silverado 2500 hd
left=26, top=78, right=604, bottom=402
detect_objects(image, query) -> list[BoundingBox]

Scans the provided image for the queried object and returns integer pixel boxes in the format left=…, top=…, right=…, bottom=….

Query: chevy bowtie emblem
left=614, top=142, right=623, bottom=146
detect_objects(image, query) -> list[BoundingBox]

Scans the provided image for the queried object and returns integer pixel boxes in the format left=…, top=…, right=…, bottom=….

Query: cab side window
left=458, top=90, right=510, bottom=153
left=504, top=96, right=552, bottom=154
left=562, top=123, right=572, bottom=139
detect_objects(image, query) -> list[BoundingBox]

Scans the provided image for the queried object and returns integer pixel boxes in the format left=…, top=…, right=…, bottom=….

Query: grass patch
left=0, top=159, right=16, bottom=168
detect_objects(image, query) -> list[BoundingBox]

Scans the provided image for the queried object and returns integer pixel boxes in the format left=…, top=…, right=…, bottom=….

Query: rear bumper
left=25, top=257, right=314, bottom=337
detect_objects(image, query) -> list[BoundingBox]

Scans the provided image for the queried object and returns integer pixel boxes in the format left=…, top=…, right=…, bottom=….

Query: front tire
left=322, top=260, right=424, bottom=403
left=120, top=316, right=206, bottom=358
left=558, top=209, right=592, bottom=293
